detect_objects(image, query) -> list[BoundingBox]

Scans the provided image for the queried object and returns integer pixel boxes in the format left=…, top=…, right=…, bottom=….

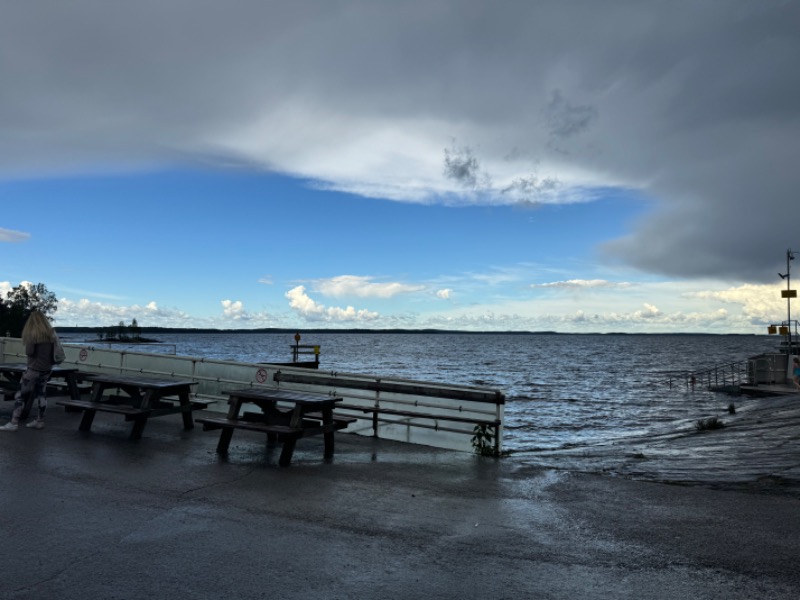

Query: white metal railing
left=1, top=337, right=505, bottom=454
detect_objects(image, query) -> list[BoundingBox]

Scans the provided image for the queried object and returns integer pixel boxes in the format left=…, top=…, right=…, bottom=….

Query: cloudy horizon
left=2, top=1, right=799, bottom=333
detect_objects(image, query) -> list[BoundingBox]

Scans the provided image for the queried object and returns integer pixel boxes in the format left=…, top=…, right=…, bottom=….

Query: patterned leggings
left=12, top=369, right=50, bottom=423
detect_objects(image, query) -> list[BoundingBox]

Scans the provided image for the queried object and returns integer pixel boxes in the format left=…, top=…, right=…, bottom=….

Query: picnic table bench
left=195, top=388, right=355, bottom=467
left=56, top=374, right=202, bottom=440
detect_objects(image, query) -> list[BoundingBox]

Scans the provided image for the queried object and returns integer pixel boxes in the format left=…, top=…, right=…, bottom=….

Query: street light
left=779, top=248, right=796, bottom=357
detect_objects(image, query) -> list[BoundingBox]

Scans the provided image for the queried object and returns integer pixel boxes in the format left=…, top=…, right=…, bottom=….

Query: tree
left=0, top=300, right=9, bottom=337
left=0, top=283, right=58, bottom=337
left=130, top=318, right=141, bottom=340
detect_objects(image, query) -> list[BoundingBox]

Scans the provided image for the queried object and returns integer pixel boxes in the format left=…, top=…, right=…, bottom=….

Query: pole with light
left=778, top=248, right=795, bottom=357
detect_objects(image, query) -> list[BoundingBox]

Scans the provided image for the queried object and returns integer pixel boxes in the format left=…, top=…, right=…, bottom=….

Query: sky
left=2, top=0, right=799, bottom=333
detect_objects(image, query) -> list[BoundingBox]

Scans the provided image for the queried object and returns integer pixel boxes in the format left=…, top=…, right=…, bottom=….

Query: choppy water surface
left=73, top=332, right=798, bottom=488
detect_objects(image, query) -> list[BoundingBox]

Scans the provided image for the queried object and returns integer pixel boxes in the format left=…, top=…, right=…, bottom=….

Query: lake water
left=68, top=332, right=799, bottom=489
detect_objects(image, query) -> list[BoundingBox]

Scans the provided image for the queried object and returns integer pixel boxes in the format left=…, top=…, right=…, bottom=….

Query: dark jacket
left=26, top=342, right=54, bottom=372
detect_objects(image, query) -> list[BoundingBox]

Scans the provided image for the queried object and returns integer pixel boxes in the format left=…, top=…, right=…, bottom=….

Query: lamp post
left=778, top=248, right=795, bottom=357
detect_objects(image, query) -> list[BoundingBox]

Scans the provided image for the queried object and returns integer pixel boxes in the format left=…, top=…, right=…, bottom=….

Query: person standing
left=0, top=310, right=58, bottom=431
left=793, top=357, right=800, bottom=391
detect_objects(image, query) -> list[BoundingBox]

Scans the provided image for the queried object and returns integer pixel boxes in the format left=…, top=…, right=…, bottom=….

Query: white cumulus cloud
left=533, top=279, right=633, bottom=290
left=314, top=275, right=424, bottom=298
left=286, top=285, right=379, bottom=322
left=55, top=297, right=193, bottom=327
left=221, top=299, right=249, bottom=320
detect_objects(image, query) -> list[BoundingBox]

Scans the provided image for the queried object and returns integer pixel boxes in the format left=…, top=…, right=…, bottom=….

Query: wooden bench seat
left=56, top=398, right=151, bottom=417
left=153, top=396, right=214, bottom=408
left=135, top=396, right=213, bottom=412
left=196, top=416, right=303, bottom=438
left=96, top=394, right=212, bottom=415
left=56, top=399, right=152, bottom=439
left=47, top=380, right=92, bottom=395
left=195, top=412, right=354, bottom=466
left=237, top=410, right=356, bottom=430
left=196, top=416, right=303, bottom=466
left=264, top=410, right=356, bottom=428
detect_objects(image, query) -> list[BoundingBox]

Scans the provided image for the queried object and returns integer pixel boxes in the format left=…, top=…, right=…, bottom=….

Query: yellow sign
left=768, top=325, right=777, bottom=334
left=781, top=290, right=797, bottom=298
left=779, top=326, right=789, bottom=335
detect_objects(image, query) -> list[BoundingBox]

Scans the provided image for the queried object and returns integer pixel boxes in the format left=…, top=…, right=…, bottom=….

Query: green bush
left=471, top=424, right=498, bottom=456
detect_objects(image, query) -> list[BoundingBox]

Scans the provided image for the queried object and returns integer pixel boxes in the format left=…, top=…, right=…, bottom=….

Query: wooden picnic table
left=56, top=373, right=202, bottom=440
left=196, top=388, right=355, bottom=467
left=0, top=362, right=84, bottom=419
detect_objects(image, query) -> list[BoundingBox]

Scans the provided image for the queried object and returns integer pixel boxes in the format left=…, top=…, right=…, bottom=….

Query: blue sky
left=2, top=1, right=799, bottom=333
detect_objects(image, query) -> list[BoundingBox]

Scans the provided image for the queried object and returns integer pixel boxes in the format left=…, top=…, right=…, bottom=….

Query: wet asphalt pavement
left=1, top=402, right=799, bottom=599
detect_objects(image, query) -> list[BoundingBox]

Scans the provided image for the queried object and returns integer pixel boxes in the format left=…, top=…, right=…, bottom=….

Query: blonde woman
left=1, top=310, right=58, bottom=431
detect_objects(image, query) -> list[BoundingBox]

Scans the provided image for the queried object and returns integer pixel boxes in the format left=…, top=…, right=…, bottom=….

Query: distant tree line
left=0, top=283, right=58, bottom=337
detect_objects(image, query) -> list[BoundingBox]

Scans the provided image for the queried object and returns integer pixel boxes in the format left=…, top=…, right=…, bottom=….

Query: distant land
left=54, top=326, right=763, bottom=336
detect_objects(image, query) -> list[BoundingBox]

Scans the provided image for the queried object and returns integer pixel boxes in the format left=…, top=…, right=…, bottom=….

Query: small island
left=86, top=318, right=161, bottom=343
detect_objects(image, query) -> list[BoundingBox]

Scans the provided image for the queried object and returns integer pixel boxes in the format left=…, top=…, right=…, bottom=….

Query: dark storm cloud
left=443, top=143, right=483, bottom=188
left=546, top=90, right=597, bottom=144
left=501, top=175, right=560, bottom=205
left=1, top=0, right=799, bottom=282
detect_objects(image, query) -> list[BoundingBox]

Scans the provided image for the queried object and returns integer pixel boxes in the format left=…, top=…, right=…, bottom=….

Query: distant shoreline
left=54, top=326, right=764, bottom=336
left=82, top=338, right=162, bottom=344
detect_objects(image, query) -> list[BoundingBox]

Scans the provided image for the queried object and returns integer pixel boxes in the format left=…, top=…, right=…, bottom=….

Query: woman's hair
left=21, top=310, right=57, bottom=345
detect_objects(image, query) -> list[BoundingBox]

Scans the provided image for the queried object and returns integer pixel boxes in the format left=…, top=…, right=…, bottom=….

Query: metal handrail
left=694, top=360, right=750, bottom=389
left=659, top=360, right=751, bottom=390
left=85, top=341, right=178, bottom=354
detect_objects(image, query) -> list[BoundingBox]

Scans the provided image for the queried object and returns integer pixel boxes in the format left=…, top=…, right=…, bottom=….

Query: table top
left=0, top=362, right=79, bottom=374
left=226, top=387, right=342, bottom=406
left=85, top=374, right=197, bottom=389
